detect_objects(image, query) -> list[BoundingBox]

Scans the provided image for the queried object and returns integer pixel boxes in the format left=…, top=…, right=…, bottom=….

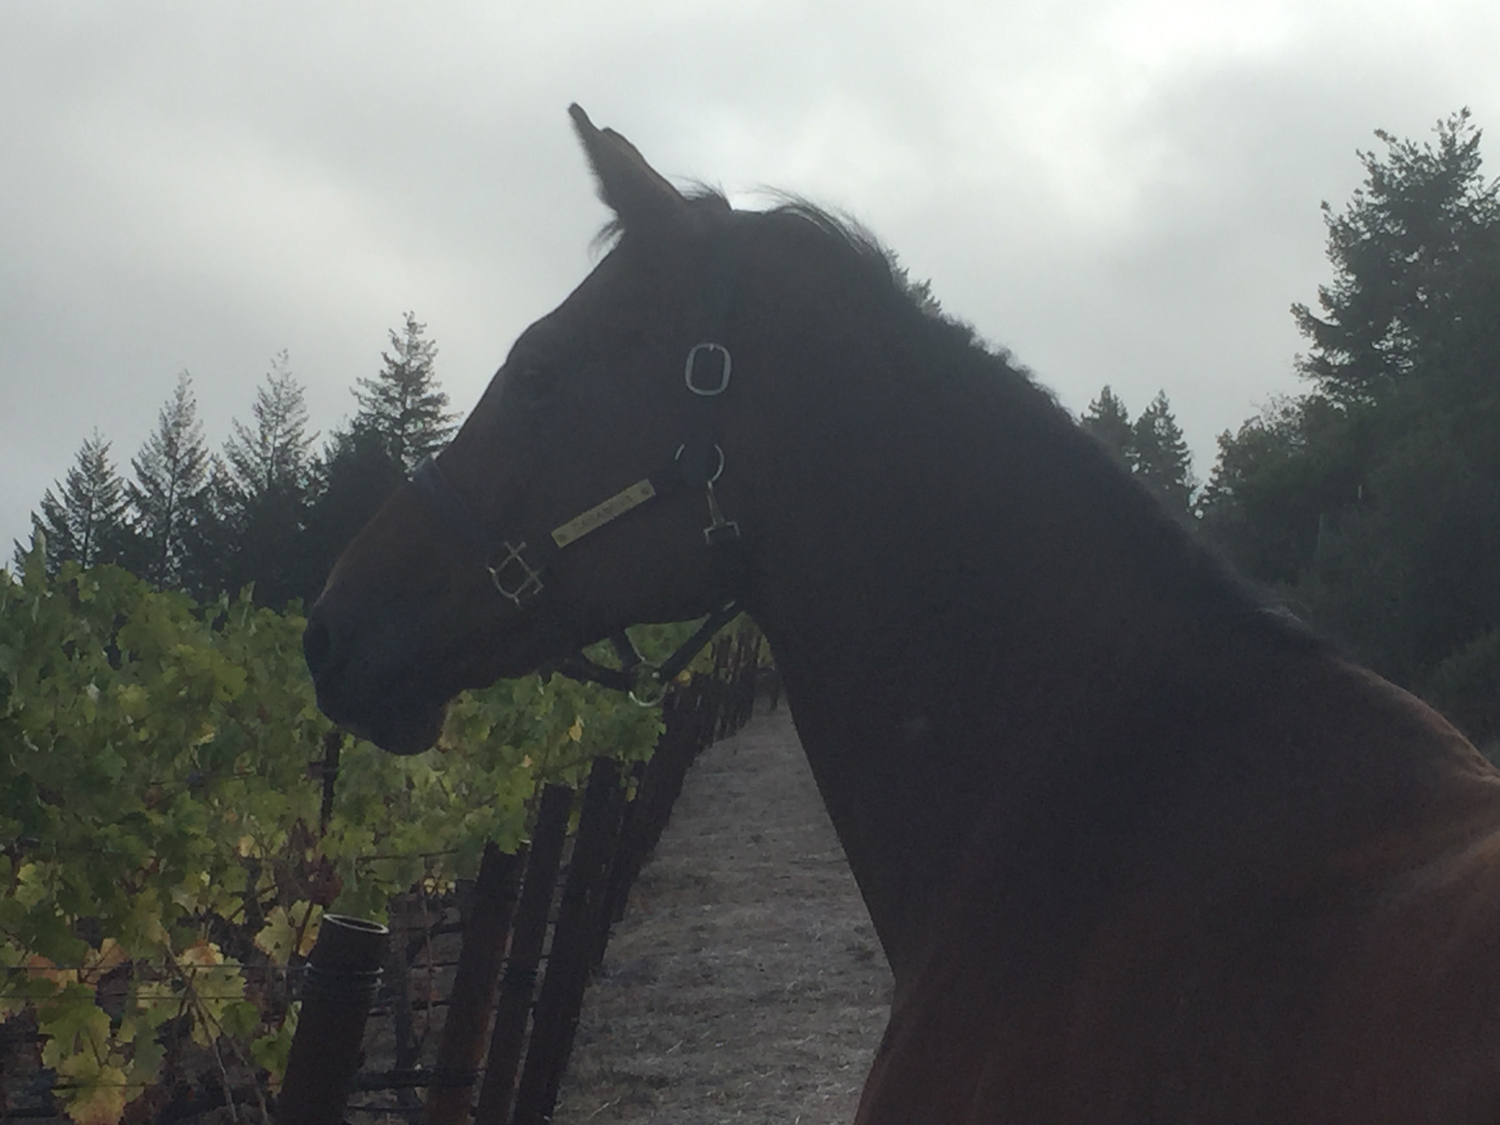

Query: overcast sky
left=4, top=1, right=1498, bottom=559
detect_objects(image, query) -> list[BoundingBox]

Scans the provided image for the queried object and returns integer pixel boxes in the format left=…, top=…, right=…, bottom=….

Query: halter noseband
left=410, top=226, right=748, bottom=698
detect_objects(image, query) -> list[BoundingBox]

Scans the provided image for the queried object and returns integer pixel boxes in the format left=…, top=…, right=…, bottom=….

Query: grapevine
left=0, top=539, right=693, bottom=1122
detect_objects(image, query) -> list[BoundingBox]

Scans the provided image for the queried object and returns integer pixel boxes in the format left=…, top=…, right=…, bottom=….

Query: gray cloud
left=4, top=0, right=1499, bottom=554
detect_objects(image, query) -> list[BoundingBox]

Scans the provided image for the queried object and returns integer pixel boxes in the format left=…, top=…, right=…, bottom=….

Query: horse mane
left=593, top=187, right=1319, bottom=653
left=733, top=196, right=1327, bottom=656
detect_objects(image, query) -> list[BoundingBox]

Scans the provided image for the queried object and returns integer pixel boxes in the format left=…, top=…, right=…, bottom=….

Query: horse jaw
left=364, top=700, right=447, bottom=757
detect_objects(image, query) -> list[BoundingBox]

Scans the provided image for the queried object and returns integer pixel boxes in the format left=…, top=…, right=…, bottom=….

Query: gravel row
left=551, top=707, right=895, bottom=1124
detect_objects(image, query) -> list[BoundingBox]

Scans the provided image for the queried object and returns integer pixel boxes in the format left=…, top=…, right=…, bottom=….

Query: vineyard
left=0, top=539, right=763, bottom=1123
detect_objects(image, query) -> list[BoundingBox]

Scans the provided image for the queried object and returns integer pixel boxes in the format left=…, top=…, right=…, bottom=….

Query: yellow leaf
left=298, top=911, right=322, bottom=957
left=176, top=940, right=223, bottom=969
left=24, top=953, right=76, bottom=989
left=255, top=904, right=321, bottom=965
left=567, top=716, right=584, bottom=742
left=55, top=1061, right=128, bottom=1125
left=79, top=939, right=128, bottom=985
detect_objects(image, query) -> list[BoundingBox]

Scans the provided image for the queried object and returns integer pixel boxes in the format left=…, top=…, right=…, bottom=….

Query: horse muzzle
left=303, top=601, right=451, bottom=755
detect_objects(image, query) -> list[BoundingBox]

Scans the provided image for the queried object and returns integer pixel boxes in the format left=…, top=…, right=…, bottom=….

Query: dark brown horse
left=304, top=107, right=1500, bottom=1123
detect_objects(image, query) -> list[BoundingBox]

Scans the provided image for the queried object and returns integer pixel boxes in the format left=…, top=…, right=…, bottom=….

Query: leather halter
left=410, top=225, right=749, bottom=698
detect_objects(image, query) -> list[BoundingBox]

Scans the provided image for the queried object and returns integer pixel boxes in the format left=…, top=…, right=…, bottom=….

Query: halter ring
left=675, top=442, right=726, bottom=484
left=628, top=667, right=669, bottom=708
left=684, top=342, right=732, bottom=396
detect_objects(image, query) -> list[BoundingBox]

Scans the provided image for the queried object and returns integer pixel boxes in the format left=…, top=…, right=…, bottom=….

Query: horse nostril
left=303, top=613, right=335, bottom=677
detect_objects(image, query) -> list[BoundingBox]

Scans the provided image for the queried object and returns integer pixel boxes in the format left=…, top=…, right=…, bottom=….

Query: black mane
left=730, top=195, right=1323, bottom=655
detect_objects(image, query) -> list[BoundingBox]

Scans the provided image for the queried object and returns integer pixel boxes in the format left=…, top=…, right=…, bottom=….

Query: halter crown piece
left=410, top=222, right=749, bottom=699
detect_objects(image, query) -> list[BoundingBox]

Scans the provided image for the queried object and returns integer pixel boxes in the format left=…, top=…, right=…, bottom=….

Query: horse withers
left=304, top=107, right=1500, bottom=1123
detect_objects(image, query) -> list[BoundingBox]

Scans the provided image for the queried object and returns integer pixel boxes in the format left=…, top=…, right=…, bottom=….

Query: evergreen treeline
left=1059, top=113, right=1498, bottom=748
left=1080, top=385, right=1197, bottom=517
left=20, top=312, right=455, bottom=609
left=1197, top=111, right=1500, bottom=748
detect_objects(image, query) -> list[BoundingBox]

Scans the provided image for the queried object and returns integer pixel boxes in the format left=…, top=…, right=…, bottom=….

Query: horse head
left=304, top=106, right=768, bottom=753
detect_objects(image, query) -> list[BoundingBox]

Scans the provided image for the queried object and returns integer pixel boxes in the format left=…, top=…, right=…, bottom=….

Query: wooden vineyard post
left=601, top=690, right=698, bottom=930
left=510, top=759, right=628, bottom=1125
left=465, top=638, right=757, bottom=1122
left=594, top=760, right=650, bottom=950
left=696, top=663, right=721, bottom=749
left=735, top=629, right=759, bottom=729
left=472, top=785, right=573, bottom=1125
left=680, top=673, right=707, bottom=755
left=275, top=914, right=389, bottom=1125
left=423, top=842, right=524, bottom=1125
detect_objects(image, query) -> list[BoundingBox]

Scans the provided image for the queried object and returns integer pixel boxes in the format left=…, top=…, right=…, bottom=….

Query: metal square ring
left=489, top=541, right=544, bottom=607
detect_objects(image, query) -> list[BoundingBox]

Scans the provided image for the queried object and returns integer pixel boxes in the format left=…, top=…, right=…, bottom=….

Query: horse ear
left=569, top=104, right=689, bottom=232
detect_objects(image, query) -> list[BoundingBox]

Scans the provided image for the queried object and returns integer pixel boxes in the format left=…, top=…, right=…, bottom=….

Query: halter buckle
left=488, top=541, right=545, bottom=608
left=702, top=480, right=740, bottom=546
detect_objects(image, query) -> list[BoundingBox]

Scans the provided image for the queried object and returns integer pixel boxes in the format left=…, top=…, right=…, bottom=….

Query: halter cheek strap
left=408, top=221, right=752, bottom=697
left=410, top=375, right=736, bottom=618
left=411, top=376, right=741, bottom=698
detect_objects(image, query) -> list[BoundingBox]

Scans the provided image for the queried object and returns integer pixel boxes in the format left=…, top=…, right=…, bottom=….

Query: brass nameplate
left=551, top=479, right=657, bottom=548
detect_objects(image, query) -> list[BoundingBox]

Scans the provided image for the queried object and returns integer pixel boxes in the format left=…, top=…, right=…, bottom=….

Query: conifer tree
left=352, top=312, right=456, bottom=473
left=128, top=372, right=210, bottom=588
left=1130, top=391, right=1197, bottom=515
left=1080, top=386, right=1196, bottom=515
left=1080, top=386, right=1134, bottom=464
left=223, top=351, right=316, bottom=501
left=1292, top=110, right=1500, bottom=407
left=215, top=353, right=319, bottom=605
left=22, top=430, right=133, bottom=572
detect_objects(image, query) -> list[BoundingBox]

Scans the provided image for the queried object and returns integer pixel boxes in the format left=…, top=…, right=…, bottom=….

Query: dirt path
left=551, top=706, right=895, bottom=1124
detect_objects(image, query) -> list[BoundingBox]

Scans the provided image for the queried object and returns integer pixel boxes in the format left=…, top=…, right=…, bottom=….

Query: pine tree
left=128, top=372, right=210, bottom=588
left=1080, top=386, right=1134, bottom=464
left=22, top=430, right=133, bottom=572
left=1130, top=391, right=1196, bottom=515
left=223, top=351, right=316, bottom=500
left=1292, top=109, right=1500, bottom=406
left=352, top=313, right=456, bottom=473
left=1080, top=386, right=1196, bottom=514
left=216, top=354, right=319, bottom=607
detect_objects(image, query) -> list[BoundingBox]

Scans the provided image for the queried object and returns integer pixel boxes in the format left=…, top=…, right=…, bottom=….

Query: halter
left=411, top=225, right=749, bottom=700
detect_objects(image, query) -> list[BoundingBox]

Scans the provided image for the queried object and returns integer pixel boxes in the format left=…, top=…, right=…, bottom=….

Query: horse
left=303, top=106, right=1500, bottom=1123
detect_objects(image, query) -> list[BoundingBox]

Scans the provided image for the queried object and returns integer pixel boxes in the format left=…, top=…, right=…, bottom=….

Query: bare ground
left=550, top=706, right=895, bottom=1124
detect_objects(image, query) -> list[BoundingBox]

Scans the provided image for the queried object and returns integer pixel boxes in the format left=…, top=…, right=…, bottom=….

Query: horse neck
left=731, top=321, right=1307, bottom=978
